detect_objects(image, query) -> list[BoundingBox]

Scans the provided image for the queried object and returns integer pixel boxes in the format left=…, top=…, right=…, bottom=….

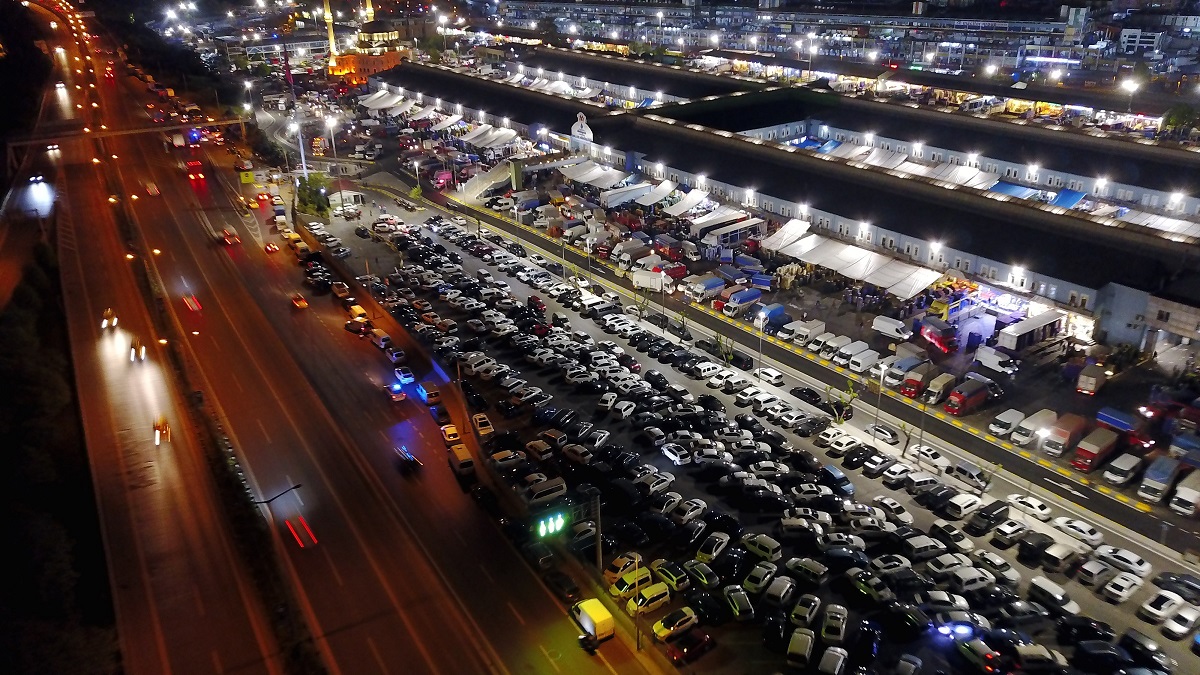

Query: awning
left=365, top=93, right=403, bottom=109
left=816, top=140, right=842, bottom=154
left=585, top=167, right=629, bottom=189
left=482, top=128, right=518, bottom=148
left=505, top=72, right=524, bottom=83
left=577, top=87, right=598, bottom=98
left=559, top=160, right=599, bottom=181
left=359, top=90, right=390, bottom=105
left=389, top=99, right=416, bottom=116
left=409, top=106, right=437, bottom=121
left=797, top=238, right=849, bottom=266
left=636, top=97, right=656, bottom=108
left=635, top=180, right=676, bottom=206
left=664, top=189, right=709, bottom=217
left=760, top=218, right=810, bottom=252
left=885, top=267, right=943, bottom=302
left=990, top=181, right=1039, bottom=199
left=458, top=124, right=493, bottom=144
left=778, top=233, right=823, bottom=259
left=430, top=114, right=463, bottom=131
left=545, top=81, right=575, bottom=95
left=701, top=217, right=764, bottom=247
left=600, top=182, right=652, bottom=207
left=837, top=250, right=892, bottom=281
left=1049, top=189, right=1086, bottom=208
left=463, top=162, right=512, bottom=200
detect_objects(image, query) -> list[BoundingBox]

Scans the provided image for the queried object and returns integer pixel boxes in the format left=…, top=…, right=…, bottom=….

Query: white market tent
left=359, top=90, right=390, bottom=105
left=584, top=167, right=630, bottom=189
left=558, top=160, right=599, bottom=181
left=389, top=99, right=416, bottom=116
left=430, top=114, right=463, bottom=131
left=772, top=235, right=943, bottom=301
left=409, top=106, right=438, bottom=121
left=777, top=233, right=823, bottom=259
left=797, top=238, right=850, bottom=267
left=664, top=189, right=709, bottom=217
left=760, top=218, right=810, bottom=252
left=365, top=93, right=403, bottom=109
left=458, top=124, right=494, bottom=145
left=635, top=180, right=676, bottom=206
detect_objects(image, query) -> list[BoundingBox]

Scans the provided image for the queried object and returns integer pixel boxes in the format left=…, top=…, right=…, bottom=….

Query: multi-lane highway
left=28, top=5, right=283, bottom=675
left=46, top=11, right=660, bottom=674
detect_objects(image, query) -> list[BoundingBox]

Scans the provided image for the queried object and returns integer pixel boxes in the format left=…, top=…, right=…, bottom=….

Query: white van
left=974, top=345, right=1019, bottom=376
left=447, top=444, right=474, bottom=476
left=742, top=533, right=782, bottom=562
left=872, top=316, right=913, bottom=341
left=805, top=332, right=836, bottom=353
left=832, top=340, right=869, bottom=366
left=819, top=336, right=852, bottom=360
left=627, top=582, right=671, bottom=616
left=776, top=320, right=808, bottom=342
left=848, top=350, right=880, bottom=373
left=694, top=362, right=722, bottom=380
left=868, top=355, right=899, bottom=380
left=1103, top=453, right=1143, bottom=486
left=369, top=329, right=392, bottom=349
left=523, top=477, right=568, bottom=507
left=948, top=567, right=995, bottom=593
left=1028, top=576, right=1080, bottom=615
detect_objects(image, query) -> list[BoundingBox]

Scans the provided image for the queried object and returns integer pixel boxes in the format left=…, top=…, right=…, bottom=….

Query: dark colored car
left=711, top=546, right=750, bottom=580
left=469, top=485, right=501, bottom=517
left=1016, top=532, right=1056, bottom=565
left=542, top=570, right=580, bottom=602
left=1118, top=629, right=1177, bottom=672
left=703, top=510, right=745, bottom=538
left=874, top=601, right=932, bottom=641
left=851, top=620, right=882, bottom=666
left=1057, top=616, right=1115, bottom=644
left=791, top=386, right=823, bottom=405
left=842, top=446, right=874, bottom=469
left=666, top=629, right=716, bottom=665
left=761, top=610, right=791, bottom=652
left=1071, top=641, right=1133, bottom=674
left=822, top=547, right=870, bottom=573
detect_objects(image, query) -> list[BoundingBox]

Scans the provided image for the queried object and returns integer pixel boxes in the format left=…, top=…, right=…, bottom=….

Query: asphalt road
left=315, top=181, right=1200, bottom=672
left=38, top=14, right=282, bottom=675
left=75, top=39, right=660, bottom=675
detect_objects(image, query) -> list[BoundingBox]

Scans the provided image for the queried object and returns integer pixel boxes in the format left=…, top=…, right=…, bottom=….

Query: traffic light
left=535, top=511, right=568, bottom=538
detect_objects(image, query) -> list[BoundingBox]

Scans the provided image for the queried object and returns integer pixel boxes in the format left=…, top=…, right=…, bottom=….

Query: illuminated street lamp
left=438, top=14, right=448, bottom=51
left=326, top=116, right=343, bottom=207
left=1121, top=79, right=1139, bottom=112
left=288, top=121, right=308, bottom=177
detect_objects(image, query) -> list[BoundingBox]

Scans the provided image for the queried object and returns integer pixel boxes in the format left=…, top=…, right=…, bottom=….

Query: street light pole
left=289, top=121, right=309, bottom=178
left=253, top=483, right=302, bottom=504
left=757, top=311, right=767, bottom=368
left=326, top=116, right=343, bottom=208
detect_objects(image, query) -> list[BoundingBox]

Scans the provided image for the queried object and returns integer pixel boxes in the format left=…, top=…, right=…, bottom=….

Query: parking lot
left=288, top=190, right=1198, bottom=674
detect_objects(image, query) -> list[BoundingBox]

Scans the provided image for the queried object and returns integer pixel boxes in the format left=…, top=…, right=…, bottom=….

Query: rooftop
left=658, top=87, right=1200, bottom=195
left=513, top=48, right=763, bottom=100
left=591, top=114, right=1170, bottom=292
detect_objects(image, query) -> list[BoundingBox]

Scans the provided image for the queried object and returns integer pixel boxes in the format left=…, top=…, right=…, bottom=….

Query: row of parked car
left=341, top=213, right=1191, bottom=674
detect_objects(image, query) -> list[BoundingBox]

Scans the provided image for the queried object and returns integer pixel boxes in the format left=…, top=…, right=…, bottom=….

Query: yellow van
left=346, top=305, right=368, bottom=322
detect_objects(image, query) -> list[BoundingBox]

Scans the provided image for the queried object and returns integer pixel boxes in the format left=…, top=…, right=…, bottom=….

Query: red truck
left=1071, top=428, right=1120, bottom=472
left=920, top=316, right=959, bottom=353
left=661, top=262, right=688, bottom=280
left=944, top=380, right=989, bottom=416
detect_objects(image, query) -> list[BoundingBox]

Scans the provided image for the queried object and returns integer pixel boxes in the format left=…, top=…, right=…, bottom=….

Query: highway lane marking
left=257, top=418, right=272, bottom=443
left=366, top=637, right=388, bottom=673
left=506, top=601, right=527, bottom=626
left=478, top=564, right=494, bottom=583
left=321, top=545, right=345, bottom=587
left=537, top=645, right=562, bottom=673
left=595, top=650, right=619, bottom=675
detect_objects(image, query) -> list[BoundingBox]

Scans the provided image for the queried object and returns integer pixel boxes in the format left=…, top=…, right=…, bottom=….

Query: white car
left=1140, top=589, right=1185, bottom=623
left=1052, top=517, right=1104, bottom=548
left=970, top=550, right=1021, bottom=587
left=670, top=498, right=708, bottom=525
left=909, top=444, right=951, bottom=470
left=1101, top=571, right=1144, bottom=604
left=743, top=561, right=778, bottom=594
left=872, top=496, right=914, bottom=525
left=692, top=448, right=733, bottom=465
left=1094, top=545, right=1152, bottom=577
left=708, top=369, right=737, bottom=389
left=1005, top=494, right=1052, bottom=521
left=752, top=367, right=785, bottom=386
left=696, top=532, right=730, bottom=563
left=661, top=443, right=692, bottom=466
left=1162, top=605, right=1200, bottom=639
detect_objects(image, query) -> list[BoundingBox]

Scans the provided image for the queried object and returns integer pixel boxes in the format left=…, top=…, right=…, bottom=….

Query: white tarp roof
left=664, top=189, right=710, bottom=217
left=463, top=162, right=512, bottom=200
left=601, top=182, right=652, bottom=207
left=778, top=233, right=824, bottom=259
left=388, top=99, right=416, bottom=116
left=701, top=217, right=764, bottom=246
left=760, top=218, right=811, bottom=252
left=825, top=245, right=873, bottom=275
left=635, top=180, right=676, bottom=206
left=559, top=160, right=599, bottom=181
left=430, top=114, right=462, bottom=131
left=365, top=93, right=403, bottom=109
left=545, top=80, right=575, bottom=95
left=863, top=260, right=914, bottom=289
left=797, top=238, right=849, bottom=266
left=586, top=168, right=630, bottom=189
left=837, top=250, right=893, bottom=281
left=458, top=124, right=494, bottom=144
left=505, top=72, right=524, bottom=83
left=577, top=87, right=598, bottom=98
left=482, top=128, right=518, bottom=148
left=860, top=147, right=909, bottom=170
left=885, top=267, right=943, bottom=301
left=409, top=106, right=437, bottom=121
left=359, top=90, right=390, bottom=105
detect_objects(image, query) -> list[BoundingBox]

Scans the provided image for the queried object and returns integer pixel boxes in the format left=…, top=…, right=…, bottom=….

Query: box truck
left=1071, top=428, right=1120, bottom=472
left=1042, top=414, right=1088, bottom=458
left=1139, top=456, right=1184, bottom=504
left=1169, top=471, right=1200, bottom=516
left=899, top=362, right=942, bottom=398
left=752, top=303, right=787, bottom=329
left=723, top=288, right=762, bottom=318
left=922, top=373, right=958, bottom=405
left=1011, top=409, right=1058, bottom=447
left=685, top=275, right=725, bottom=302
left=944, top=380, right=989, bottom=416
left=790, top=320, right=826, bottom=346
left=570, top=599, right=615, bottom=641
left=1076, top=363, right=1108, bottom=395
left=920, top=316, right=959, bottom=353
